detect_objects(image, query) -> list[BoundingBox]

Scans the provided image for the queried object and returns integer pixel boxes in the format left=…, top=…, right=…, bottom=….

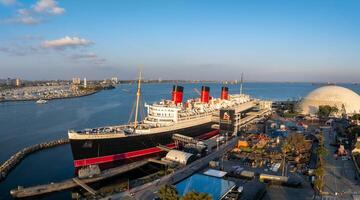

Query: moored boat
left=36, top=99, right=48, bottom=104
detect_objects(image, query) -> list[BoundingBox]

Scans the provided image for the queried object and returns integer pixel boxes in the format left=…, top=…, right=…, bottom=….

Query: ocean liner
left=68, top=73, right=251, bottom=168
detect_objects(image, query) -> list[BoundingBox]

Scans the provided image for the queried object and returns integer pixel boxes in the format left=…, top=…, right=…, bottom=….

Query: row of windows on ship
left=151, top=112, right=175, bottom=117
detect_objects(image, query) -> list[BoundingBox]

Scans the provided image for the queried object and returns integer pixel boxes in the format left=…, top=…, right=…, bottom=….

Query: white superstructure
left=68, top=94, right=252, bottom=140
left=144, top=94, right=251, bottom=126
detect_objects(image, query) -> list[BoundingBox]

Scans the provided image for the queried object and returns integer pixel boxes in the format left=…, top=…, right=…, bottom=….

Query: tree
left=346, top=126, right=360, bottom=144
left=281, top=142, right=291, bottom=176
left=317, top=105, right=339, bottom=118
left=317, top=145, right=328, bottom=165
left=332, top=106, right=339, bottom=115
left=158, top=184, right=179, bottom=200
left=180, top=191, right=212, bottom=200
left=314, top=166, right=325, bottom=178
left=313, top=177, right=324, bottom=193
left=318, top=105, right=331, bottom=118
left=317, top=145, right=328, bottom=158
left=282, top=142, right=291, bottom=155
left=286, top=133, right=306, bottom=152
left=350, top=114, right=360, bottom=121
left=341, top=104, right=347, bottom=118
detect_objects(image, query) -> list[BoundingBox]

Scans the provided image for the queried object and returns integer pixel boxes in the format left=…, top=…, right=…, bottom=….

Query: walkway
left=322, top=127, right=360, bottom=200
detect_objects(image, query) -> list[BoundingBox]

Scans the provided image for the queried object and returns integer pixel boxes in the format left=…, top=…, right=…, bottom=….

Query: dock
left=10, top=159, right=149, bottom=198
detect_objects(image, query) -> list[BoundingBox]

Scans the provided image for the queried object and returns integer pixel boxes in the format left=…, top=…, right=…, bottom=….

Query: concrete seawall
left=0, top=138, right=69, bottom=181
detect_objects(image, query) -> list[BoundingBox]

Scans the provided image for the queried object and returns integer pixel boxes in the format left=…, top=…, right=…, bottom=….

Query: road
left=322, top=127, right=360, bottom=200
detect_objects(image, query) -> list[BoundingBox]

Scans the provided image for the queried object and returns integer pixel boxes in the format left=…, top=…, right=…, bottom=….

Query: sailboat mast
left=134, top=71, right=142, bottom=129
left=240, top=72, right=244, bottom=95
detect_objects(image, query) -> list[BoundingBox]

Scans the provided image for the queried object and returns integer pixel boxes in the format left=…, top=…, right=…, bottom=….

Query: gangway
left=72, top=178, right=97, bottom=196
left=172, top=134, right=200, bottom=147
left=148, top=158, right=169, bottom=166
left=157, top=144, right=172, bottom=152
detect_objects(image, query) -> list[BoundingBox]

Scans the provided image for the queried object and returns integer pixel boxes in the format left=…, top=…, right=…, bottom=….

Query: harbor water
left=1, top=82, right=359, bottom=199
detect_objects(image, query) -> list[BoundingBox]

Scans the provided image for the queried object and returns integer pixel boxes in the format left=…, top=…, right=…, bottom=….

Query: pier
left=10, top=159, right=149, bottom=198
left=0, top=138, right=69, bottom=182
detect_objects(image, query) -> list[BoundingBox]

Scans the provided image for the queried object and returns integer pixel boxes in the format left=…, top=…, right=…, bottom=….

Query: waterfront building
left=83, top=78, right=87, bottom=88
left=299, top=86, right=360, bottom=116
left=15, top=78, right=21, bottom=87
left=111, top=77, right=118, bottom=84
left=72, top=77, right=81, bottom=85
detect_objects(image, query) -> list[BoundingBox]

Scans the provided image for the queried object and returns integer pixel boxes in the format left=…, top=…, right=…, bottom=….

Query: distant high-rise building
left=15, top=78, right=21, bottom=87
left=6, top=78, right=11, bottom=86
left=84, top=77, right=87, bottom=88
left=72, top=77, right=81, bottom=84
left=111, top=77, right=118, bottom=84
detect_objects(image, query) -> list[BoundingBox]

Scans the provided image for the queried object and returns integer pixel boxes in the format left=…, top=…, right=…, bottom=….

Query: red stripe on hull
left=73, top=130, right=219, bottom=167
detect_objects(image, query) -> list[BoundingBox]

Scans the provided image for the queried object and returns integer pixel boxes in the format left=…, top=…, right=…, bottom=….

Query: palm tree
left=316, top=145, right=328, bottom=165
left=313, top=178, right=324, bottom=194
left=314, top=166, right=325, bottom=178
left=158, top=184, right=179, bottom=200
left=180, top=191, right=212, bottom=200
left=281, top=142, right=291, bottom=176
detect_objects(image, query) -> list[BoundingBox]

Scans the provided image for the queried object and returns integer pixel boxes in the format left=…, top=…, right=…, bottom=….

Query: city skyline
left=0, top=0, right=359, bottom=82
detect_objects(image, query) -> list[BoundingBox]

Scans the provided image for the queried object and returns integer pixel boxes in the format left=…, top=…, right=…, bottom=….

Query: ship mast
left=134, top=71, right=142, bottom=129
left=240, top=72, right=244, bottom=95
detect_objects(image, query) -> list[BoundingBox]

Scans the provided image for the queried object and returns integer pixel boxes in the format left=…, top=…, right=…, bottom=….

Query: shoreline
left=0, top=90, right=100, bottom=103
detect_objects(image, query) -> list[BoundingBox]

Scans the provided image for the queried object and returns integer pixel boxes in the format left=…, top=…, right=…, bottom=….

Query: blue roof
left=176, top=173, right=235, bottom=200
left=270, top=130, right=288, bottom=138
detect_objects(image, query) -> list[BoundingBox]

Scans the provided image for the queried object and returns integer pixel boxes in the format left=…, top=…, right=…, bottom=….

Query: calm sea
left=0, top=82, right=359, bottom=199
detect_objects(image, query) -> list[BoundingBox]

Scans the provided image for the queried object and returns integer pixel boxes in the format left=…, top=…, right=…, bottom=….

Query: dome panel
left=299, top=86, right=360, bottom=116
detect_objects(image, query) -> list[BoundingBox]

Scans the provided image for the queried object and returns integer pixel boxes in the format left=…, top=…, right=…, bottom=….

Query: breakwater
left=0, top=138, right=69, bottom=181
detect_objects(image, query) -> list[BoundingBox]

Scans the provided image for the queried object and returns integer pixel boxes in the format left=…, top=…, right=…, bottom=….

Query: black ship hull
left=70, top=122, right=215, bottom=167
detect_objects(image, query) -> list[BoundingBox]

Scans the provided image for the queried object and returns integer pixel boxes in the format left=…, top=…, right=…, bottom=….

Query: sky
left=0, top=0, right=359, bottom=82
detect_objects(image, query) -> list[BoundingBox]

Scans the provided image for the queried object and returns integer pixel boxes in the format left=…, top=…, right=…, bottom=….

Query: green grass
left=283, top=112, right=298, bottom=118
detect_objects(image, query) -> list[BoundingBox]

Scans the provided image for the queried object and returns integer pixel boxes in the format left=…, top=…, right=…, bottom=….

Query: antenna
left=240, top=72, right=244, bottom=95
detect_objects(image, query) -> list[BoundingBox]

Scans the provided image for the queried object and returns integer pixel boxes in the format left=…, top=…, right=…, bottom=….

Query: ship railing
left=71, top=124, right=133, bottom=135
left=177, top=113, right=212, bottom=121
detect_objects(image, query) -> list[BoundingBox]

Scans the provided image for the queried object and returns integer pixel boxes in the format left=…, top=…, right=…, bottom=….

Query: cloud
left=0, top=35, right=105, bottom=66
left=42, top=36, right=93, bottom=49
left=33, top=0, right=65, bottom=15
left=70, top=53, right=107, bottom=65
left=1, top=0, right=64, bottom=25
left=0, top=45, right=41, bottom=56
left=0, top=0, right=18, bottom=6
left=0, top=35, right=43, bottom=56
left=3, top=15, right=42, bottom=25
